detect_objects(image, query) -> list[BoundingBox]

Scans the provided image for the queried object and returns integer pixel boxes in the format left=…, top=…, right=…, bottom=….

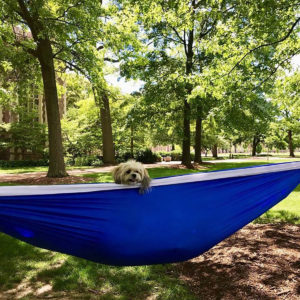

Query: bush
left=91, top=159, right=103, bottom=167
left=136, top=149, right=160, bottom=164
left=157, top=151, right=182, bottom=161
left=256, top=144, right=263, bottom=154
left=116, top=151, right=134, bottom=163
left=0, top=159, right=49, bottom=168
left=170, top=151, right=182, bottom=161
left=157, top=151, right=170, bottom=158
left=73, top=155, right=103, bottom=167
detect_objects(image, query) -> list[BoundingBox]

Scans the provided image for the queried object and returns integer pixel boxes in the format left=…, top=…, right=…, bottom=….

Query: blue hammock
left=0, top=162, right=299, bottom=266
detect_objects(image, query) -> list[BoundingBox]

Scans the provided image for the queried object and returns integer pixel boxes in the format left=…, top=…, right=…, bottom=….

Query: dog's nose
left=132, top=173, right=136, bottom=178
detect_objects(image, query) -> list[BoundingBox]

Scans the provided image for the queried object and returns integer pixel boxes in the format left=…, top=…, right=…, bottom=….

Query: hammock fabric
left=0, top=162, right=299, bottom=266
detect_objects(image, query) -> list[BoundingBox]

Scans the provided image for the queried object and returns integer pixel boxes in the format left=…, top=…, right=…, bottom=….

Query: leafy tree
left=0, top=0, right=112, bottom=175
left=121, top=0, right=299, bottom=165
left=269, top=71, right=300, bottom=156
left=62, top=96, right=102, bottom=164
left=0, top=47, right=47, bottom=159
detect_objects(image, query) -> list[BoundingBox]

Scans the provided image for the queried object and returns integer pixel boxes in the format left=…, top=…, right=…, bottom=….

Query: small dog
left=112, top=160, right=151, bottom=193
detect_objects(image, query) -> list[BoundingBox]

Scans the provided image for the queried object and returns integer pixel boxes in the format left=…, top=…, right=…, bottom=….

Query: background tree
left=121, top=0, right=300, bottom=166
left=0, top=0, right=110, bottom=175
left=269, top=71, right=300, bottom=157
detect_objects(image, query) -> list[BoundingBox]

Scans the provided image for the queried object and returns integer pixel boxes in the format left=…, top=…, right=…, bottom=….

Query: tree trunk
left=212, top=144, right=218, bottom=158
left=181, top=0, right=195, bottom=168
left=287, top=129, right=295, bottom=157
left=100, top=93, right=116, bottom=164
left=194, top=116, right=202, bottom=163
left=181, top=99, right=192, bottom=167
left=17, top=0, right=67, bottom=177
left=252, top=136, right=259, bottom=156
left=130, top=124, right=134, bottom=158
left=37, top=39, right=67, bottom=177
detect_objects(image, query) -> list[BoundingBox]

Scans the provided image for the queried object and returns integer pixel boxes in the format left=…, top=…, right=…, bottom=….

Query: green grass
left=0, top=166, right=49, bottom=174
left=254, top=184, right=300, bottom=224
left=0, top=233, right=195, bottom=299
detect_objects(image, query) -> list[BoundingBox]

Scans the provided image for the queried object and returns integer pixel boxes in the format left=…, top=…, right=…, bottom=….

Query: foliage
left=62, top=96, right=102, bottom=163
left=135, top=148, right=161, bottom=164
left=119, top=0, right=299, bottom=161
left=267, top=70, right=300, bottom=153
left=73, top=156, right=103, bottom=167
left=1, top=0, right=300, bottom=166
left=0, top=159, right=48, bottom=168
left=9, top=117, right=47, bottom=154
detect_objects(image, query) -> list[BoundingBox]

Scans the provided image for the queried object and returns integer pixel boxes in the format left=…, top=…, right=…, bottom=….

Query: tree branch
left=55, top=56, right=90, bottom=79
left=46, top=1, right=83, bottom=21
left=171, top=26, right=185, bottom=43
left=253, top=49, right=300, bottom=90
left=104, top=57, right=120, bottom=63
left=228, top=17, right=300, bottom=75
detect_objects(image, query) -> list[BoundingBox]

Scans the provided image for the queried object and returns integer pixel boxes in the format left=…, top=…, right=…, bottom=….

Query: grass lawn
left=0, top=160, right=299, bottom=299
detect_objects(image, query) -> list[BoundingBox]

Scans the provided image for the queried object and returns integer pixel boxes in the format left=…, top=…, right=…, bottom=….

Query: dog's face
left=112, top=160, right=151, bottom=193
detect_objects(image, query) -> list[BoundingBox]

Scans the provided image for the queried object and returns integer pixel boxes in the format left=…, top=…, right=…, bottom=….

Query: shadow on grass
left=0, top=233, right=195, bottom=300
left=0, top=234, right=54, bottom=290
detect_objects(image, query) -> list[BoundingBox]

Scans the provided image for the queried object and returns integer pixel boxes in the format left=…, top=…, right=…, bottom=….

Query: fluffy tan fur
left=112, top=160, right=151, bottom=193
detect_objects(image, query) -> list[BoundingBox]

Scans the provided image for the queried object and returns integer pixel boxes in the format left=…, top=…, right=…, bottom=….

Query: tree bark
left=252, top=136, right=259, bottom=156
left=37, top=42, right=67, bottom=177
left=212, top=144, right=218, bottom=158
left=194, top=116, right=202, bottom=163
left=181, top=99, right=192, bottom=166
left=99, top=93, right=116, bottom=164
left=287, top=129, right=295, bottom=157
left=17, top=0, right=67, bottom=177
left=181, top=0, right=196, bottom=168
left=130, top=124, right=134, bottom=158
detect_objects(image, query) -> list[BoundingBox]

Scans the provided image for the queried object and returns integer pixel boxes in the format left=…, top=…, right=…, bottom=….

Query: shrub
left=74, top=155, right=102, bottom=166
left=256, top=144, right=263, bottom=154
left=91, top=159, right=103, bottom=167
left=170, top=151, right=182, bottom=161
left=156, top=151, right=195, bottom=162
left=136, top=149, right=160, bottom=164
left=0, top=159, right=49, bottom=168
left=116, top=151, right=134, bottom=163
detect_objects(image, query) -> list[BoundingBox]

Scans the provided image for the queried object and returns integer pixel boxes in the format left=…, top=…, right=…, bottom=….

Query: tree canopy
left=0, top=0, right=299, bottom=169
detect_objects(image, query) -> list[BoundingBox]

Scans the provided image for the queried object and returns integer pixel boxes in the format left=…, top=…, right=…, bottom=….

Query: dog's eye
left=126, top=170, right=131, bottom=174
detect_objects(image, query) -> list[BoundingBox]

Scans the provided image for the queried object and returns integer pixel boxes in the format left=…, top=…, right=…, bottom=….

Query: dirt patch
left=0, top=163, right=201, bottom=184
left=175, top=224, right=300, bottom=300
left=0, top=175, right=94, bottom=185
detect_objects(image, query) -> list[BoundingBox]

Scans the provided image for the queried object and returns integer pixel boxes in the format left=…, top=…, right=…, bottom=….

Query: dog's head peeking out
left=112, top=160, right=151, bottom=193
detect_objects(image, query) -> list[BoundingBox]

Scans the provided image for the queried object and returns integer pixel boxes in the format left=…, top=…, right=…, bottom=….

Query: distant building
left=151, top=145, right=173, bottom=152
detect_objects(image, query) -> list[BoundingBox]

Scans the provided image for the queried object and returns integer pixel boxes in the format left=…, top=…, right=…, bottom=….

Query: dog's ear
left=139, top=168, right=151, bottom=194
left=112, top=165, right=122, bottom=184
